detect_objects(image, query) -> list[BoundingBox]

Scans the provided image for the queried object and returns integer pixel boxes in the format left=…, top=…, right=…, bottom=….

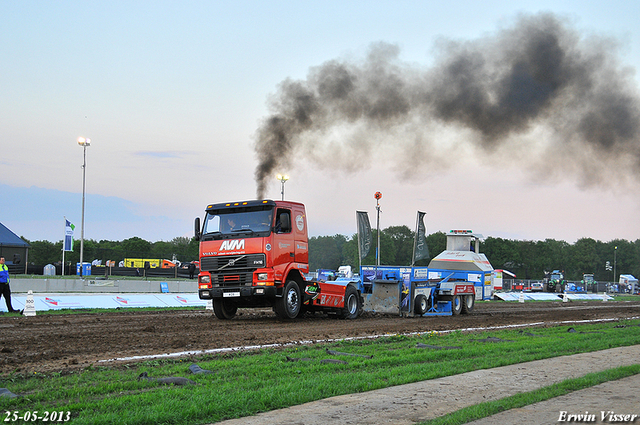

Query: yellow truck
left=123, top=259, right=177, bottom=268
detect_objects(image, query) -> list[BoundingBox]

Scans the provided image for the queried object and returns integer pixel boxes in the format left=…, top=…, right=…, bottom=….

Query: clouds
left=0, top=185, right=188, bottom=243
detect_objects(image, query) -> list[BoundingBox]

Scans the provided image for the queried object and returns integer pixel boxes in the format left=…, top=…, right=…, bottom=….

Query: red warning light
left=374, top=192, right=382, bottom=200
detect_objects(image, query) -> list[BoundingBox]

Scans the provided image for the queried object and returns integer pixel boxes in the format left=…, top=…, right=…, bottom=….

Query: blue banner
left=64, top=219, right=75, bottom=252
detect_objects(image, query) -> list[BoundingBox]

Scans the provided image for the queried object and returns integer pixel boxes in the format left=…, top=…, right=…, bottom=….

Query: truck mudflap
left=303, top=282, right=320, bottom=304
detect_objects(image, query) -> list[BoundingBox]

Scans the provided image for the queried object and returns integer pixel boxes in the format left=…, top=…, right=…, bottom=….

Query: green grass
left=610, top=295, right=640, bottom=301
left=1, top=318, right=639, bottom=424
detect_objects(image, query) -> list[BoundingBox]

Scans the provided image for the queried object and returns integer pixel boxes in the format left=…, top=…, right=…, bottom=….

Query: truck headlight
left=257, top=273, right=268, bottom=281
left=200, top=275, right=210, bottom=284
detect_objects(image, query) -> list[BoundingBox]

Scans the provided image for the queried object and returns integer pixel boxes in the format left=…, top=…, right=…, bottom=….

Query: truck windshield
left=202, top=207, right=273, bottom=239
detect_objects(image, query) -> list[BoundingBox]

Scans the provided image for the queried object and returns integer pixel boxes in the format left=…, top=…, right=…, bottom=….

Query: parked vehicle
left=530, top=281, right=544, bottom=292
left=543, top=270, right=565, bottom=292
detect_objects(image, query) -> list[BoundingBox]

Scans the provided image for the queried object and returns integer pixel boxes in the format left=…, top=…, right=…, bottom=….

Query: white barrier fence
left=2, top=292, right=207, bottom=313
left=8, top=277, right=198, bottom=294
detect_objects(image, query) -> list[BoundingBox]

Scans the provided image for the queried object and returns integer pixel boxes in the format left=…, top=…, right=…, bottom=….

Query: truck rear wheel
left=213, top=299, right=237, bottom=320
left=461, top=294, right=475, bottom=314
left=275, top=280, right=301, bottom=319
left=339, top=286, right=361, bottom=319
left=452, top=295, right=463, bottom=315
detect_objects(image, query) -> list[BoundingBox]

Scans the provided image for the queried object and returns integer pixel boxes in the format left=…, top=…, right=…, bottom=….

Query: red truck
left=194, top=199, right=362, bottom=320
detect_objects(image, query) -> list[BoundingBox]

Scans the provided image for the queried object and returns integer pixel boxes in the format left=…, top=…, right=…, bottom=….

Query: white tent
left=619, top=274, right=638, bottom=293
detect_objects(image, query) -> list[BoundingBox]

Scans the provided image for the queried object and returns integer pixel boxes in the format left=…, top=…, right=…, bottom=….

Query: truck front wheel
left=213, top=299, right=237, bottom=320
left=275, top=280, right=301, bottom=319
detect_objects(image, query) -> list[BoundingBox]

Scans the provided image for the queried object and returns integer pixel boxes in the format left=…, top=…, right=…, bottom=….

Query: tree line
left=22, top=228, right=640, bottom=282
left=310, top=228, right=639, bottom=282
left=23, top=236, right=199, bottom=267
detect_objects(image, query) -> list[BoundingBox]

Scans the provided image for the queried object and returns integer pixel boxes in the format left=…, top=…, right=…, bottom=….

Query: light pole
left=78, top=137, right=91, bottom=277
left=277, top=174, right=289, bottom=200
left=374, top=191, right=382, bottom=267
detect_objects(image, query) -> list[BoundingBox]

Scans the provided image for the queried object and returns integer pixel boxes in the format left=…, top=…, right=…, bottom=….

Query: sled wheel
left=414, top=294, right=428, bottom=315
left=461, top=294, right=475, bottom=314
left=452, top=295, right=463, bottom=315
left=213, top=299, right=237, bottom=320
left=275, top=280, right=301, bottom=319
left=339, top=286, right=362, bottom=319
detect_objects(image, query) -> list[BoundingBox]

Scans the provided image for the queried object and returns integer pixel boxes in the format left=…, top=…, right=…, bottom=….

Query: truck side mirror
left=194, top=217, right=201, bottom=241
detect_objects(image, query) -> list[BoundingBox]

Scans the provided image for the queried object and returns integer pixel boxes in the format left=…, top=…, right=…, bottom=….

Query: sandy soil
left=1, top=298, right=638, bottom=375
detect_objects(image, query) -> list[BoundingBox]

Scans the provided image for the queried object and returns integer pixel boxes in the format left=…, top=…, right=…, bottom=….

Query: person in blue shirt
left=0, top=257, right=21, bottom=314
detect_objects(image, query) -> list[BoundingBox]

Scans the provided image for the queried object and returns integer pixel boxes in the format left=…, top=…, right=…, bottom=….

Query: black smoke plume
left=254, top=13, right=640, bottom=199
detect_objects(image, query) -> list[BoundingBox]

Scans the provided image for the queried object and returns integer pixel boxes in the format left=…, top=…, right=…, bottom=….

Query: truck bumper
left=199, top=286, right=279, bottom=301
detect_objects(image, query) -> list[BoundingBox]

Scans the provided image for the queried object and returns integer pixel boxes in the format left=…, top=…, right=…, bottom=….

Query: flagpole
left=411, top=212, right=419, bottom=267
left=62, top=217, right=66, bottom=276
left=356, top=212, right=362, bottom=271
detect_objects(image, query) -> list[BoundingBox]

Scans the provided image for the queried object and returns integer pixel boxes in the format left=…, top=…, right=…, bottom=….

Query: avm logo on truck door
left=219, top=240, right=245, bottom=251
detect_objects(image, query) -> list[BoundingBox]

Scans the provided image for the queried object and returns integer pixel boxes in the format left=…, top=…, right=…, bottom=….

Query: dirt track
left=1, top=299, right=639, bottom=375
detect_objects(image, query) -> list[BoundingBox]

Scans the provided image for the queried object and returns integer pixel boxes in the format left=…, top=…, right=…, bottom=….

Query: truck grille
left=201, top=254, right=266, bottom=287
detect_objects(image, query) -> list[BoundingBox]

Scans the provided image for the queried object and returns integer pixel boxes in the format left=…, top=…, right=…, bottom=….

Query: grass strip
left=1, top=319, right=639, bottom=424
left=421, top=364, right=640, bottom=425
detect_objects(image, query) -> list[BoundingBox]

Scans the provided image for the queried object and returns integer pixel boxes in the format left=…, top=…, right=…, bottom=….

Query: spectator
left=0, top=257, right=21, bottom=314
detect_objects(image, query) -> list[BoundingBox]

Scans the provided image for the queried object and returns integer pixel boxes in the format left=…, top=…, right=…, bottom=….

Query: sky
left=1, top=0, right=640, bottom=245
